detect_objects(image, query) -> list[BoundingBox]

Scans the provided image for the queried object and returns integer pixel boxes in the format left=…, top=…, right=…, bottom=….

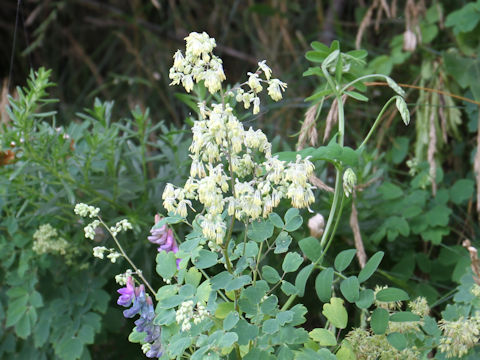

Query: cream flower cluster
left=175, top=300, right=208, bottom=332
left=162, top=101, right=315, bottom=244
left=115, top=269, right=133, bottom=285
left=74, top=203, right=100, bottom=218
left=169, top=32, right=226, bottom=94
left=229, top=60, right=287, bottom=114
left=32, top=223, right=69, bottom=256
left=92, top=246, right=122, bottom=263
left=438, top=315, right=480, bottom=358
left=164, top=32, right=314, bottom=245
left=109, top=219, right=133, bottom=236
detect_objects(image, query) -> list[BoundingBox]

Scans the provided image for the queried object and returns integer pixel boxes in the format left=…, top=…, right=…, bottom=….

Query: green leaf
left=315, top=268, right=334, bottom=302
left=15, top=312, right=32, bottom=339
left=274, top=231, right=292, bottom=254
left=299, top=236, right=321, bottom=262
left=376, top=287, right=409, bottom=302
left=295, top=264, right=314, bottom=297
left=248, top=220, right=274, bottom=242
left=336, top=341, right=356, bottom=360
left=378, top=182, right=403, bottom=200
left=29, top=291, right=43, bottom=308
left=386, top=77, right=405, bottom=97
left=371, top=308, right=389, bottom=334
left=355, top=289, right=375, bottom=309
left=169, top=337, right=192, bottom=357
left=156, top=251, right=178, bottom=279
left=391, top=137, right=409, bottom=164
left=6, top=295, right=28, bottom=327
left=55, top=338, right=84, bottom=360
left=128, top=329, right=146, bottom=343
left=211, top=271, right=233, bottom=290
left=340, top=276, right=360, bottom=303
left=334, top=249, right=356, bottom=272
left=322, top=297, right=348, bottom=329
left=78, top=325, right=95, bottom=344
left=225, top=275, right=251, bottom=291
left=306, top=51, right=327, bottom=63
left=276, top=311, right=294, bottom=325
left=262, top=266, right=281, bottom=284
left=425, top=205, right=451, bottom=227
left=305, top=89, right=332, bottom=102
left=223, top=311, right=239, bottom=331
left=395, top=96, right=410, bottom=125
left=269, top=213, right=284, bottom=228
left=263, top=319, right=280, bottom=334
left=345, top=90, right=368, bottom=102
left=284, top=208, right=299, bottom=224
left=192, top=249, right=218, bottom=269
left=185, top=267, right=202, bottom=287
left=218, top=332, right=238, bottom=348
left=282, top=252, right=303, bottom=273
left=390, top=311, right=420, bottom=322
left=232, top=319, right=259, bottom=345
left=215, top=302, right=235, bottom=319
left=309, top=328, right=337, bottom=346
left=281, top=281, right=299, bottom=296
left=450, top=179, right=474, bottom=204
left=275, top=143, right=359, bottom=167
left=387, top=332, right=407, bottom=351
left=284, top=215, right=303, bottom=232
left=445, top=2, right=480, bottom=35
left=358, top=251, right=384, bottom=283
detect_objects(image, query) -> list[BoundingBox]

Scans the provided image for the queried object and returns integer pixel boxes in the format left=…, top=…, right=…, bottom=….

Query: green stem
left=252, top=241, right=263, bottom=285
left=281, top=93, right=347, bottom=312
left=357, top=96, right=398, bottom=150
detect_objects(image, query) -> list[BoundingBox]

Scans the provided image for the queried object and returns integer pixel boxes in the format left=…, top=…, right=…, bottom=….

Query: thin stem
left=281, top=93, right=347, bottom=312
left=358, top=96, right=398, bottom=150
left=99, top=218, right=155, bottom=296
left=320, top=171, right=343, bottom=248
left=252, top=241, right=263, bottom=285
left=340, top=74, right=390, bottom=94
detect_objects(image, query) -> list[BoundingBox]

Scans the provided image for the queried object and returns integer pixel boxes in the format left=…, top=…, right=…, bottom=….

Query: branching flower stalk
left=74, top=203, right=156, bottom=295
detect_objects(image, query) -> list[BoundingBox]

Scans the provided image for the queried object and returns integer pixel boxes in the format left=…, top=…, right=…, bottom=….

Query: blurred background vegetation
left=2, top=0, right=480, bottom=359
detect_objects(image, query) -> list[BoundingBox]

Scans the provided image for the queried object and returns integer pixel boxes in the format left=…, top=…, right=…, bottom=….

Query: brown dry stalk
left=463, top=239, right=480, bottom=285
left=427, top=105, right=437, bottom=196
left=350, top=197, right=367, bottom=268
left=309, top=175, right=334, bottom=193
left=324, top=95, right=348, bottom=143
left=355, top=0, right=376, bottom=49
left=365, top=82, right=480, bottom=107
left=1, top=79, right=9, bottom=126
left=474, top=113, right=480, bottom=220
left=297, top=104, right=319, bottom=151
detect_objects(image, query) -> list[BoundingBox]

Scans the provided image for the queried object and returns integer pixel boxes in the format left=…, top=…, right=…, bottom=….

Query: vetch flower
left=117, top=278, right=164, bottom=358
left=117, top=276, right=135, bottom=306
left=148, top=215, right=180, bottom=267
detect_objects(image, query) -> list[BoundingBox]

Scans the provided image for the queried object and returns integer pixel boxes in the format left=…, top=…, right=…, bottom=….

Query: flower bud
left=343, top=168, right=357, bottom=198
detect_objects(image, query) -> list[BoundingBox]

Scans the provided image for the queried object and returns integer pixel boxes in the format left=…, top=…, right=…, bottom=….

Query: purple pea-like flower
left=148, top=214, right=181, bottom=268
left=117, top=276, right=135, bottom=307
left=148, top=215, right=179, bottom=253
left=116, top=279, right=164, bottom=358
